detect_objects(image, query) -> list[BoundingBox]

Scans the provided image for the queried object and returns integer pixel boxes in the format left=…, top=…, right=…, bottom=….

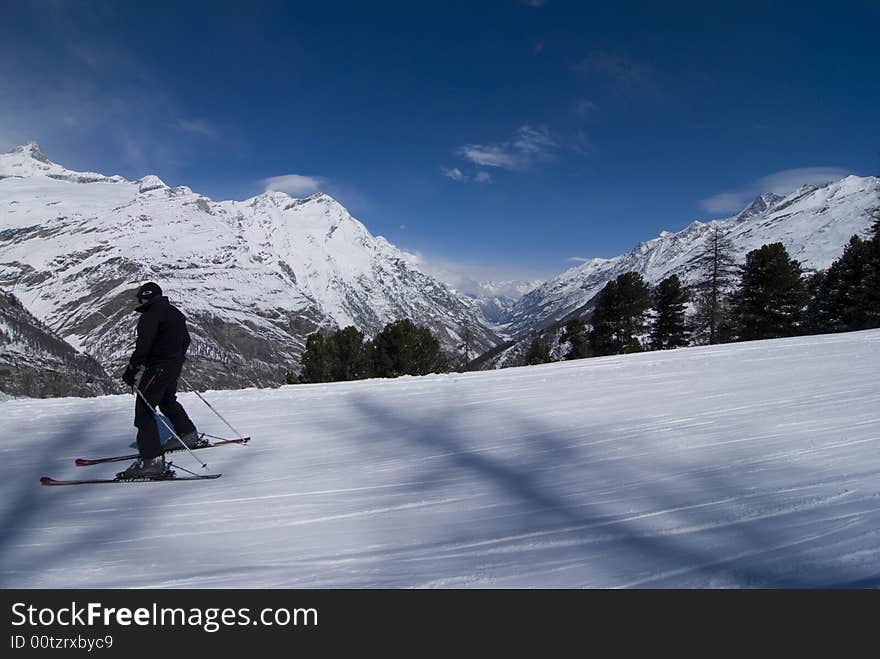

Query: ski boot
left=162, top=431, right=205, bottom=451
left=116, top=455, right=172, bottom=480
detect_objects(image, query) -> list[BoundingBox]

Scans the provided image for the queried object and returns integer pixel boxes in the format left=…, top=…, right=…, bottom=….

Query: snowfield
left=2, top=329, right=879, bottom=588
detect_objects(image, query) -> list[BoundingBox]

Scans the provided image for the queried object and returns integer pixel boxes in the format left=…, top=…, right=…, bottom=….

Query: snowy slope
left=504, top=177, right=880, bottom=339
left=2, top=329, right=879, bottom=588
left=0, top=144, right=499, bottom=388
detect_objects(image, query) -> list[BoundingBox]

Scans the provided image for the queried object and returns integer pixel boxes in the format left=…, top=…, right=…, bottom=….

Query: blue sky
left=2, top=0, right=878, bottom=286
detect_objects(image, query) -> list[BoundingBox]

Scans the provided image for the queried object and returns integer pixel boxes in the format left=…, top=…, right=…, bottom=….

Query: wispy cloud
left=0, top=4, right=244, bottom=180
left=513, top=125, right=556, bottom=155
left=569, top=129, right=593, bottom=156
left=441, top=167, right=493, bottom=184
left=575, top=51, right=646, bottom=84
left=411, top=252, right=550, bottom=297
left=175, top=118, right=219, bottom=138
left=699, top=193, right=752, bottom=215
left=572, top=50, right=667, bottom=102
left=574, top=98, right=597, bottom=117
left=260, top=174, right=371, bottom=214
left=0, top=24, right=211, bottom=178
left=456, top=125, right=557, bottom=172
left=758, top=167, right=854, bottom=194
left=698, top=167, right=854, bottom=215
left=442, top=167, right=467, bottom=182
left=457, top=144, right=522, bottom=169
left=263, top=174, right=327, bottom=196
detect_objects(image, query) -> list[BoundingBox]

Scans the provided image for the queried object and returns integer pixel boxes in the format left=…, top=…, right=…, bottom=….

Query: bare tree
left=692, top=225, right=738, bottom=344
left=457, top=322, right=474, bottom=371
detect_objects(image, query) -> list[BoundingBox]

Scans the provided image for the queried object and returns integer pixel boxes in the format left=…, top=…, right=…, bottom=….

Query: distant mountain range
left=484, top=175, right=879, bottom=368
left=463, top=279, right=543, bottom=328
left=0, top=143, right=501, bottom=393
left=1, top=142, right=877, bottom=395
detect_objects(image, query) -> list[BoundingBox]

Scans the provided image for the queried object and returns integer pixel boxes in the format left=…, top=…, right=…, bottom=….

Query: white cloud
left=259, top=176, right=371, bottom=214
left=757, top=167, right=853, bottom=195
left=263, top=174, right=326, bottom=196
left=457, top=144, right=522, bottom=169
left=698, top=167, right=854, bottom=215
left=698, top=192, right=755, bottom=215
left=411, top=252, right=550, bottom=298
left=456, top=125, right=557, bottom=171
left=442, top=167, right=467, bottom=182
left=513, top=125, right=556, bottom=155
left=441, top=167, right=491, bottom=185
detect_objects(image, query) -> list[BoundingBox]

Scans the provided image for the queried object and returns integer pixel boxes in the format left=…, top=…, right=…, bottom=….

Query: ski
left=75, top=437, right=250, bottom=466
left=40, top=473, right=222, bottom=486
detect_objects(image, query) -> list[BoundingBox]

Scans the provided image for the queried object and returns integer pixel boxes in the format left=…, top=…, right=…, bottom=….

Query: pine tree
left=300, top=331, right=331, bottom=383
left=805, top=235, right=872, bottom=333
left=371, top=319, right=447, bottom=378
left=588, top=280, right=618, bottom=357
left=588, top=272, right=651, bottom=356
left=692, top=225, right=738, bottom=344
left=329, top=326, right=372, bottom=381
left=561, top=318, right=589, bottom=359
left=614, top=272, right=651, bottom=352
left=804, top=270, right=830, bottom=334
left=862, top=208, right=880, bottom=328
left=650, top=275, right=689, bottom=349
left=733, top=243, right=808, bottom=341
left=524, top=336, right=551, bottom=365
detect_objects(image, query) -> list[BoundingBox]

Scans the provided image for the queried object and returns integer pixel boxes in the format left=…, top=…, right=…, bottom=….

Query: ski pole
left=179, top=375, right=247, bottom=441
left=133, top=383, right=209, bottom=469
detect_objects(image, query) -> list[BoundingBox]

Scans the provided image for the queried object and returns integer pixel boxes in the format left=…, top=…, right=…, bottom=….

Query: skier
left=118, top=282, right=201, bottom=479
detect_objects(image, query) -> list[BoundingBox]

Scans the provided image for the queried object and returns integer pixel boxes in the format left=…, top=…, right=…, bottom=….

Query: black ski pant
left=133, top=361, right=197, bottom=459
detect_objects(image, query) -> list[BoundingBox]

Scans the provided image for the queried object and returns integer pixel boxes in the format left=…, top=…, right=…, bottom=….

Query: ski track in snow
left=1, top=330, right=879, bottom=588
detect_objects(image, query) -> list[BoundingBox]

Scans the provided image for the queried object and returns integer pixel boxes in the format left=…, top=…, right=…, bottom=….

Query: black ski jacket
left=128, top=296, right=191, bottom=369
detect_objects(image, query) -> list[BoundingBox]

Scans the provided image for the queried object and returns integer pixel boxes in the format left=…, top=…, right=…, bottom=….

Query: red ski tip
left=40, top=477, right=55, bottom=485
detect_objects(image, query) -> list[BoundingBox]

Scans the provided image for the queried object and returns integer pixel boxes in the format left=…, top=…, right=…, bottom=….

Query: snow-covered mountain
left=0, top=144, right=500, bottom=389
left=4, top=329, right=879, bottom=587
left=502, top=176, right=880, bottom=341
left=0, top=289, right=117, bottom=397
left=464, top=279, right=543, bottom=327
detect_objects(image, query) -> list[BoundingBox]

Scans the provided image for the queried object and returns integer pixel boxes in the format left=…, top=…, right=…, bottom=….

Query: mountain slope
left=0, top=289, right=117, bottom=397
left=463, top=279, right=544, bottom=329
left=3, top=329, right=879, bottom=587
left=0, top=144, right=500, bottom=389
left=503, top=176, right=880, bottom=341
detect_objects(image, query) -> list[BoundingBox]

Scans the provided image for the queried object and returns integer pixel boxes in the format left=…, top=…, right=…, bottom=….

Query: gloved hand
left=122, top=364, right=139, bottom=388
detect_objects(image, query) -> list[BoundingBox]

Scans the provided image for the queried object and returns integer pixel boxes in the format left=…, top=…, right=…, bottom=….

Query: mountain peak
left=137, top=174, right=167, bottom=193
left=7, top=142, right=50, bottom=164
left=736, top=192, right=783, bottom=222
